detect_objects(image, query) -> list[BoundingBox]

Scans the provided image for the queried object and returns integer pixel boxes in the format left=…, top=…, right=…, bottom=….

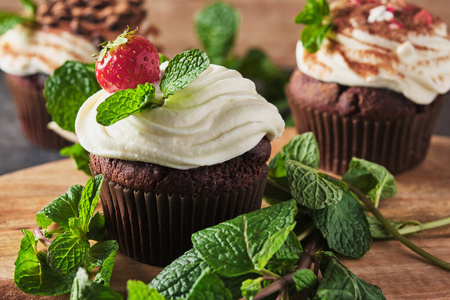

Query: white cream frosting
left=0, top=25, right=97, bottom=76
left=76, top=63, right=285, bottom=169
left=296, top=2, right=450, bottom=105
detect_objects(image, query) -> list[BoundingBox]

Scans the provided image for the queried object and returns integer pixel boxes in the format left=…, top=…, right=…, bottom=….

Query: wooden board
left=0, top=127, right=449, bottom=299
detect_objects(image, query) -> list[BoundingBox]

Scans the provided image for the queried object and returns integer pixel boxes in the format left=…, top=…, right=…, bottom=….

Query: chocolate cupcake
left=0, top=0, right=156, bottom=149
left=287, top=0, right=450, bottom=174
left=76, top=55, right=285, bottom=265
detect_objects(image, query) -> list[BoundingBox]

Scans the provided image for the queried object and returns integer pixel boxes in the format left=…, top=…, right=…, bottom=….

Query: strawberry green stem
left=345, top=181, right=450, bottom=271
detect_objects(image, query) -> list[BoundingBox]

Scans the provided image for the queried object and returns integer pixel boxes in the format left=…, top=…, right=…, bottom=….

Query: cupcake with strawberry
left=75, top=29, right=285, bottom=266
left=286, top=0, right=450, bottom=174
left=0, top=0, right=154, bottom=149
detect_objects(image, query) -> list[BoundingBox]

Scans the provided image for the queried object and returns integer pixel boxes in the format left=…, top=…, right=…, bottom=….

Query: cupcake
left=75, top=32, right=285, bottom=266
left=287, top=0, right=450, bottom=174
left=0, top=0, right=154, bottom=149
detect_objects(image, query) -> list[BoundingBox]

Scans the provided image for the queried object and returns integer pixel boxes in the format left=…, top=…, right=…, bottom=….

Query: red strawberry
left=413, top=9, right=432, bottom=26
left=95, top=28, right=160, bottom=93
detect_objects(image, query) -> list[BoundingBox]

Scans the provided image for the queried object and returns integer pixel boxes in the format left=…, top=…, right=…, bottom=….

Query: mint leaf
left=96, top=82, right=161, bottom=126
left=191, top=200, right=297, bottom=277
left=343, top=158, right=397, bottom=207
left=128, top=280, right=166, bottom=300
left=86, top=212, right=106, bottom=241
left=262, top=177, right=292, bottom=206
left=20, top=0, right=37, bottom=17
left=282, top=132, right=320, bottom=169
left=159, top=53, right=170, bottom=63
left=36, top=184, right=83, bottom=231
left=160, top=49, right=210, bottom=98
left=45, top=61, right=100, bottom=132
left=87, top=240, right=119, bottom=286
left=14, top=229, right=74, bottom=295
left=317, top=257, right=386, bottom=300
left=301, top=23, right=332, bottom=53
left=195, top=2, right=239, bottom=65
left=294, top=0, right=332, bottom=53
left=241, top=278, right=263, bottom=300
left=78, top=175, right=103, bottom=232
left=366, top=215, right=422, bottom=239
left=71, top=268, right=123, bottom=300
left=0, top=12, right=26, bottom=35
left=292, top=269, right=319, bottom=291
left=60, top=143, right=92, bottom=176
left=149, top=248, right=210, bottom=299
left=286, top=160, right=342, bottom=209
left=312, top=191, right=371, bottom=258
left=69, top=217, right=85, bottom=238
left=47, top=233, right=90, bottom=274
left=271, top=231, right=303, bottom=267
left=186, top=269, right=232, bottom=300
left=295, top=0, right=329, bottom=25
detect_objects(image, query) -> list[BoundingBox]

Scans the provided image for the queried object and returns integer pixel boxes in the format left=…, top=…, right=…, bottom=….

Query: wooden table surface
left=0, top=128, right=449, bottom=299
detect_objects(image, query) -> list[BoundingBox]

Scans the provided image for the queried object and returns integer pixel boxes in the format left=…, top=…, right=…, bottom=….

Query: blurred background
left=0, top=0, right=449, bottom=174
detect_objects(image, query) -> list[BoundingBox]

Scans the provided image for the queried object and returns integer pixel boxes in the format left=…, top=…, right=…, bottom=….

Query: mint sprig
left=295, top=0, right=333, bottom=53
left=0, top=0, right=37, bottom=35
left=96, top=49, right=210, bottom=126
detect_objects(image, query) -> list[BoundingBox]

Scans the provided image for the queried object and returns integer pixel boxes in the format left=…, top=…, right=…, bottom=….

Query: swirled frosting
left=76, top=63, right=285, bottom=169
left=0, top=25, right=96, bottom=76
left=296, top=0, right=450, bottom=105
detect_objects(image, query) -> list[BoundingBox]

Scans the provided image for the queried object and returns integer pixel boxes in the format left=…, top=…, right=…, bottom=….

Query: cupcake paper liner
left=5, top=74, right=71, bottom=149
left=99, top=168, right=268, bottom=266
left=289, top=96, right=444, bottom=175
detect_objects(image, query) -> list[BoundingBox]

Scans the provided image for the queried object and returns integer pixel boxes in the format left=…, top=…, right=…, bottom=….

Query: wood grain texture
left=1, top=0, right=449, bottom=68
left=0, top=128, right=449, bottom=299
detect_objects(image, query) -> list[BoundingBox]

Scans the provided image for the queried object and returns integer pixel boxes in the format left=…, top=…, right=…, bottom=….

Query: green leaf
left=149, top=248, right=210, bottom=299
left=195, top=1, right=239, bottom=65
left=186, top=269, right=232, bottom=300
left=20, top=0, right=37, bottom=17
left=343, top=158, right=397, bottom=207
left=241, top=278, right=263, bottom=300
left=317, top=257, right=386, bottom=300
left=0, top=12, right=26, bottom=35
left=47, top=233, right=90, bottom=274
left=286, top=160, right=342, bottom=210
left=262, top=178, right=292, bottom=206
left=282, top=133, right=320, bottom=169
left=312, top=191, right=371, bottom=258
left=255, top=223, right=296, bottom=270
left=69, top=217, right=84, bottom=238
left=45, top=61, right=100, bottom=132
left=36, top=184, right=83, bottom=231
left=160, top=49, right=210, bottom=98
left=60, top=143, right=92, bottom=176
left=71, top=268, right=123, bottom=300
left=270, top=231, right=303, bottom=266
left=128, top=280, right=166, bottom=300
left=191, top=200, right=297, bottom=276
left=292, top=269, right=319, bottom=292
left=78, top=175, right=104, bottom=232
left=87, top=240, right=119, bottom=286
left=96, top=82, right=162, bottom=126
left=159, top=53, right=170, bottom=63
left=294, top=0, right=329, bottom=25
left=366, top=214, right=422, bottom=239
left=14, top=229, right=74, bottom=295
left=86, top=212, right=106, bottom=241
left=301, top=23, right=332, bottom=53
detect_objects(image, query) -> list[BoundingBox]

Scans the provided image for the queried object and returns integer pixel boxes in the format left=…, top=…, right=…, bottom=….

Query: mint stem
left=248, top=232, right=323, bottom=300
left=397, top=217, right=450, bottom=236
left=258, top=268, right=281, bottom=279
left=345, top=181, right=450, bottom=271
left=266, top=178, right=292, bottom=197
left=297, top=223, right=316, bottom=242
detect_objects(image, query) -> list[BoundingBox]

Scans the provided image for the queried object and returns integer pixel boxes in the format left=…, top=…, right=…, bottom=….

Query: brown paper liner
left=289, top=97, right=444, bottom=175
left=99, top=168, right=268, bottom=266
left=4, top=74, right=71, bottom=149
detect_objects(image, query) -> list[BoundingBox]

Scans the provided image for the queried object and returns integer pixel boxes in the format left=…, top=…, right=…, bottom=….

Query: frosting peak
left=296, top=0, right=450, bottom=104
left=76, top=63, right=285, bottom=169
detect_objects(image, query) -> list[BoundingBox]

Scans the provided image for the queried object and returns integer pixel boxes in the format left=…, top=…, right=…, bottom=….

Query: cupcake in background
left=0, top=0, right=157, bottom=149
left=287, top=0, right=450, bottom=174
left=75, top=31, right=284, bottom=266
